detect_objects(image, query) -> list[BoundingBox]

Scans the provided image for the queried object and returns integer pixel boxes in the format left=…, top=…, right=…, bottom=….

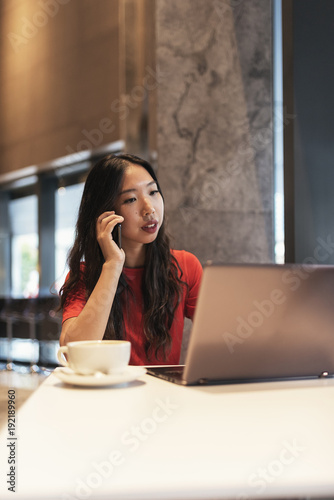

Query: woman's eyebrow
left=119, top=180, right=157, bottom=196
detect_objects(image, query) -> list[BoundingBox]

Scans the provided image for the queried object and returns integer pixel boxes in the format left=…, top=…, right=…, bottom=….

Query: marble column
left=155, top=0, right=274, bottom=265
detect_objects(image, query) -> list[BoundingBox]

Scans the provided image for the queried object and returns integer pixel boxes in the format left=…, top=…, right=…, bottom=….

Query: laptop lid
left=183, top=263, right=334, bottom=384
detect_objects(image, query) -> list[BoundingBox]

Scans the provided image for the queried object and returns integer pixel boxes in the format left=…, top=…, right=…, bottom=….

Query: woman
left=59, top=153, right=203, bottom=365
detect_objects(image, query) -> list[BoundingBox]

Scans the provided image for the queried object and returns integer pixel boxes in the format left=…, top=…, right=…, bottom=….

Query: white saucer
left=54, top=366, right=147, bottom=387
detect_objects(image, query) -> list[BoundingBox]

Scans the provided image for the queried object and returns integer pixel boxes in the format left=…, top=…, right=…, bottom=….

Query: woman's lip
left=141, top=222, right=158, bottom=234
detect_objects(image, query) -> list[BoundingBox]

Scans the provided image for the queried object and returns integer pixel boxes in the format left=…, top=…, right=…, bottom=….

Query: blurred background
left=0, top=0, right=333, bottom=370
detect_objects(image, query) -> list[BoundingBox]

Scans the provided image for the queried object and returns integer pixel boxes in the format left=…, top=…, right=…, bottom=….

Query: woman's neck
left=123, top=243, right=146, bottom=268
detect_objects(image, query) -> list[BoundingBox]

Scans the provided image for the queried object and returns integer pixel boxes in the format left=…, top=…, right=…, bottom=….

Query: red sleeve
left=172, top=250, right=203, bottom=320
left=62, top=270, right=87, bottom=324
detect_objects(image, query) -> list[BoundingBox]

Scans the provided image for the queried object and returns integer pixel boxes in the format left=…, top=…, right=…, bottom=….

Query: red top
left=62, top=250, right=203, bottom=365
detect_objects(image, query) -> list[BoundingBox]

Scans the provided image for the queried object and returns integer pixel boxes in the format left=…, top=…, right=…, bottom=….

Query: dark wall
left=0, top=0, right=121, bottom=176
left=293, top=0, right=334, bottom=264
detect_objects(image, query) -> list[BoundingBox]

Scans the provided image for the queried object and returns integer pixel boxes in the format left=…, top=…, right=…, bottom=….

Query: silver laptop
left=147, top=263, right=334, bottom=385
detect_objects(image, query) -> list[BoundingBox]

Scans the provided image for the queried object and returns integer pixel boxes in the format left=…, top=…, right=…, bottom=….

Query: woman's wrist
left=102, top=259, right=124, bottom=276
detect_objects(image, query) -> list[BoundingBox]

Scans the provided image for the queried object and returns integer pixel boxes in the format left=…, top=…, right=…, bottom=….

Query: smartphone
left=112, top=223, right=122, bottom=248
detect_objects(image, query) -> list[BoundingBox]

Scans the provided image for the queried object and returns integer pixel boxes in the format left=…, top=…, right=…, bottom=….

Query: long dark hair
left=59, top=153, right=186, bottom=361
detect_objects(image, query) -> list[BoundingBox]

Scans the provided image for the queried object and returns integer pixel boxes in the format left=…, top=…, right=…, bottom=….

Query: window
left=273, top=0, right=285, bottom=263
left=0, top=144, right=123, bottom=297
left=9, top=195, right=39, bottom=298
left=55, top=182, right=85, bottom=292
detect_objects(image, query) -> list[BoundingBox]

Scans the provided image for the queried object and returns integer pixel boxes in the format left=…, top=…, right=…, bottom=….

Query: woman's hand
left=60, top=211, right=125, bottom=346
left=96, top=211, right=125, bottom=267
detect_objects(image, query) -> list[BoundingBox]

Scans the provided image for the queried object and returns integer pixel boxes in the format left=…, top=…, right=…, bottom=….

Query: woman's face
left=114, top=164, right=164, bottom=249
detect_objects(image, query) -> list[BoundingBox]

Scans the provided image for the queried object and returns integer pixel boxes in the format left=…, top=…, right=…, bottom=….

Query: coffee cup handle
left=57, top=346, right=69, bottom=368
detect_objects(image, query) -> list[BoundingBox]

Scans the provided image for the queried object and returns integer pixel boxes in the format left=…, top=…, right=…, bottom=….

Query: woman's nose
left=142, top=198, right=155, bottom=216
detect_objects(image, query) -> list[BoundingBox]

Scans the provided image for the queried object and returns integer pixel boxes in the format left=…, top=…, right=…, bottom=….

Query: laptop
left=146, top=263, right=334, bottom=385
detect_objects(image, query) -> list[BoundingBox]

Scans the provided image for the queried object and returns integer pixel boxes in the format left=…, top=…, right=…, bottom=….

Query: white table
left=1, top=368, right=334, bottom=500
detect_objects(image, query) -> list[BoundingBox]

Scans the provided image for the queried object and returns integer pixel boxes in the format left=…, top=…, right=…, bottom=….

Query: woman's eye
left=124, top=197, right=136, bottom=204
left=150, top=190, right=159, bottom=196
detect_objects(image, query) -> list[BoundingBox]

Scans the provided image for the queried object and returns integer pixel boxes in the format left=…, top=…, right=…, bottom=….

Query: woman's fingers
left=96, top=212, right=125, bottom=264
left=97, top=212, right=124, bottom=234
left=97, top=211, right=115, bottom=222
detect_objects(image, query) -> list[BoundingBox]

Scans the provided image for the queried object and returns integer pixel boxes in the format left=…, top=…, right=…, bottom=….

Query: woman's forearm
left=59, top=261, right=122, bottom=345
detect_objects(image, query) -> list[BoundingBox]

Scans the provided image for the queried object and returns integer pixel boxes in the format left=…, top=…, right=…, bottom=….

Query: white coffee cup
left=57, top=340, right=131, bottom=375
